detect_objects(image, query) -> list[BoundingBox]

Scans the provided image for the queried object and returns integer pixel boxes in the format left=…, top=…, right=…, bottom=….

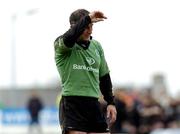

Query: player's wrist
left=106, top=96, right=115, bottom=106
left=88, top=13, right=94, bottom=22
left=107, top=101, right=115, bottom=106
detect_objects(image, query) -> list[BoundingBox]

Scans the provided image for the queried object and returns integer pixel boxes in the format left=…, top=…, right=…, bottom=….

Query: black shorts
left=59, top=96, right=109, bottom=133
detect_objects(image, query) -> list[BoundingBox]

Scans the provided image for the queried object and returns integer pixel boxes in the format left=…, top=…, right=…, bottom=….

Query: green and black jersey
left=54, top=38, right=109, bottom=98
left=54, top=15, right=114, bottom=104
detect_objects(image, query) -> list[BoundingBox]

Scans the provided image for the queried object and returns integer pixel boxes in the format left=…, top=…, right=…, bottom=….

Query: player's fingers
left=110, top=111, right=116, bottom=123
left=106, top=109, right=110, bottom=118
left=92, top=18, right=104, bottom=23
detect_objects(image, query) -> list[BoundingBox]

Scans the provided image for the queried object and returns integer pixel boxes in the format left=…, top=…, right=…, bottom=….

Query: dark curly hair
left=69, top=9, right=90, bottom=25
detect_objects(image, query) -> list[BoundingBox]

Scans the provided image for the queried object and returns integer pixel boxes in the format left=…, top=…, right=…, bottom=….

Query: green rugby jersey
left=54, top=38, right=109, bottom=98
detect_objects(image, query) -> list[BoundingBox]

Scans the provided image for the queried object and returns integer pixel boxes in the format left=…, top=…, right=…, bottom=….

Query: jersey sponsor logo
left=86, top=57, right=95, bottom=65
left=73, top=64, right=98, bottom=73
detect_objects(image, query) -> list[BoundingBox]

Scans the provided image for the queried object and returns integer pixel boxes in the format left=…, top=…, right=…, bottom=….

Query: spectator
left=27, top=90, right=43, bottom=133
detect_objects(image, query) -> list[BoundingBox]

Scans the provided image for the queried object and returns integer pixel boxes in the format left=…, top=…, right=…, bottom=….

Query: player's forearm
left=62, top=16, right=91, bottom=48
left=100, top=73, right=115, bottom=105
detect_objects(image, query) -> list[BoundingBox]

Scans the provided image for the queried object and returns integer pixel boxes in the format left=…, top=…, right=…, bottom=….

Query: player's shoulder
left=91, top=39, right=103, bottom=51
left=54, top=35, right=63, bottom=44
left=91, top=39, right=102, bottom=48
left=54, top=35, right=63, bottom=48
left=91, top=38, right=100, bottom=44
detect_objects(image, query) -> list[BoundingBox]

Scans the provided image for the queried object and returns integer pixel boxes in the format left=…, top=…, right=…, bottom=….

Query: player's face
left=80, top=23, right=93, bottom=41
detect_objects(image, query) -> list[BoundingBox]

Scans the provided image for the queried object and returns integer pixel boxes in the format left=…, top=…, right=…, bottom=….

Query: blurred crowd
left=100, top=87, right=180, bottom=134
left=0, top=74, right=180, bottom=134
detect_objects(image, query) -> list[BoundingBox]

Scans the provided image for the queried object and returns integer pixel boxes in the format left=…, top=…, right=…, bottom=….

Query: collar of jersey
left=76, top=36, right=92, bottom=50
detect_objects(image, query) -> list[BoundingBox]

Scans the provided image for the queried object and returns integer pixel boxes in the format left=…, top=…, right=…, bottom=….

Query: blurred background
left=0, top=0, right=180, bottom=133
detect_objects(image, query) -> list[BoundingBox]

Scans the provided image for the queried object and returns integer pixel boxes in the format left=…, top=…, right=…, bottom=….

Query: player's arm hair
left=62, top=16, right=91, bottom=48
left=100, top=73, right=115, bottom=105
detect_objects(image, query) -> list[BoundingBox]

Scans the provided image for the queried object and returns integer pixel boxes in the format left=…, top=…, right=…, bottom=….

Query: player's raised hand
left=89, top=11, right=107, bottom=23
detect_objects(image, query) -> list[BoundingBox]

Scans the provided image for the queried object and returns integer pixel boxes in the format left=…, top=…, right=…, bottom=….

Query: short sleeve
left=98, top=44, right=110, bottom=77
left=54, top=37, right=72, bottom=54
